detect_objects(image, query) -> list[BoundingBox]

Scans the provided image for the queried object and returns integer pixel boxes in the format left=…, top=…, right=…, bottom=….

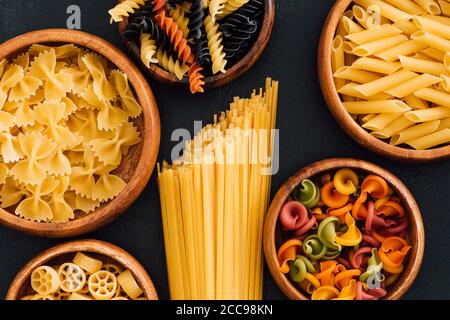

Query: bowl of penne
left=0, top=29, right=160, bottom=237
left=6, top=239, right=158, bottom=300
left=318, top=0, right=450, bottom=162
left=111, top=0, right=275, bottom=93
left=263, top=158, right=425, bottom=300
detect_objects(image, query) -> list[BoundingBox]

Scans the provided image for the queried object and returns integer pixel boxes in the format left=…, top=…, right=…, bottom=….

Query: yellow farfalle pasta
left=333, top=0, right=450, bottom=150
left=0, top=44, right=142, bottom=223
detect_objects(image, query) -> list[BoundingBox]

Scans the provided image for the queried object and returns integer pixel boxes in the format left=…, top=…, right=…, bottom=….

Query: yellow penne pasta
left=332, top=36, right=346, bottom=90
left=423, top=14, right=450, bottom=25
left=406, top=128, right=450, bottom=149
left=345, top=25, right=402, bottom=45
left=385, top=74, right=442, bottom=98
left=372, top=116, right=415, bottom=138
left=361, top=113, right=379, bottom=122
left=354, top=69, right=417, bottom=97
left=421, top=47, right=446, bottom=62
left=351, top=57, right=402, bottom=74
left=393, top=19, right=420, bottom=34
left=398, top=55, right=448, bottom=76
left=384, top=0, right=427, bottom=14
left=441, top=74, right=450, bottom=92
left=413, top=15, right=450, bottom=40
left=354, top=0, right=412, bottom=22
left=362, top=113, right=403, bottom=130
left=343, top=100, right=411, bottom=114
left=375, top=40, right=427, bottom=62
left=391, top=120, right=440, bottom=145
left=343, top=41, right=357, bottom=54
left=414, top=87, right=450, bottom=107
left=411, top=31, right=450, bottom=53
left=413, top=0, right=442, bottom=14
left=445, top=52, right=450, bottom=72
left=438, top=117, right=450, bottom=129
left=404, top=94, right=429, bottom=109
left=412, top=52, right=438, bottom=62
left=344, top=9, right=354, bottom=19
left=405, top=106, right=450, bottom=122
left=338, top=83, right=393, bottom=100
left=352, top=5, right=369, bottom=29
left=342, top=16, right=364, bottom=34
left=439, top=0, right=450, bottom=16
left=367, top=15, right=390, bottom=29
left=334, top=66, right=381, bottom=83
left=353, top=34, right=408, bottom=56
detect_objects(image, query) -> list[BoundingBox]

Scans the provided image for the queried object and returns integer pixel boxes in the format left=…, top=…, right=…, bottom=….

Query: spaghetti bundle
left=157, top=78, right=278, bottom=299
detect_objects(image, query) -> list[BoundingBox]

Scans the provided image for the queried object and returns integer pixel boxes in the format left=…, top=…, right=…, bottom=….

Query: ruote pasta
left=157, top=78, right=278, bottom=299
left=109, top=0, right=264, bottom=93
left=277, top=168, right=412, bottom=300
left=332, top=0, right=450, bottom=150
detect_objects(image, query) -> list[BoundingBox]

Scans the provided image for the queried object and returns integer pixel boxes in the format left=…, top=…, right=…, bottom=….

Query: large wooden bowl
left=117, top=0, right=275, bottom=90
left=6, top=239, right=158, bottom=300
left=318, top=0, right=450, bottom=162
left=0, top=29, right=160, bottom=238
left=263, top=158, right=425, bottom=300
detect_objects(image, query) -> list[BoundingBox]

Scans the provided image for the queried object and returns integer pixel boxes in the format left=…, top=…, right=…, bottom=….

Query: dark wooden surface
left=0, top=0, right=448, bottom=300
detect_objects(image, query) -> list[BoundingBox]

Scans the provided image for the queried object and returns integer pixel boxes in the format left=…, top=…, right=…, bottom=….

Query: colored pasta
left=332, top=0, right=450, bottom=150
left=277, top=168, right=411, bottom=300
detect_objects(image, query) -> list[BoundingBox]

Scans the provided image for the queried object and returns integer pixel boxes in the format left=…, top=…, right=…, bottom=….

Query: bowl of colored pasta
left=263, top=158, right=425, bottom=300
left=110, top=0, right=275, bottom=93
left=6, top=239, right=158, bottom=300
left=0, top=29, right=160, bottom=237
left=318, top=0, right=450, bottom=162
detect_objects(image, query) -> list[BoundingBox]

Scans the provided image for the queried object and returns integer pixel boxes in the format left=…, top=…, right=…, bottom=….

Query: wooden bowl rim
left=5, top=239, right=159, bottom=300
left=263, top=158, right=425, bottom=300
left=117, top=0, right=276, bottom=89
left=317, top=0, right=450, bottom=162
left=0, top=29, right=161, bottom=238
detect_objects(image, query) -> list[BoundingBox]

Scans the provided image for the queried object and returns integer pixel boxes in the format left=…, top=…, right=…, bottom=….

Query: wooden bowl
left=117, top=0, right=275, bottom=90
left=318, top=0, right=450, bottom=162
left=263, top=158, right=425, bottom=300
left=0, top=29, right=160, bottom=238
left=6, top=239, right=158, bottom=300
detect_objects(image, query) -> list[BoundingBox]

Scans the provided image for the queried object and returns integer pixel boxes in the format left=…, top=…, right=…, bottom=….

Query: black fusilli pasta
left=187, top=0, right=204, bottom=41
left=223, top=19, right=258, bottom=62
left=219, top=0, right=264, bottom=37
left=194, top=25, right=212, bottom=70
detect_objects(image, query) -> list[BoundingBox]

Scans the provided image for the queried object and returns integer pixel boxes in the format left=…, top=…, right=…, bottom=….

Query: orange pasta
left=320, top=182, right=349, bottom=209
left=335, top=269, right=361, bottom=290
left=277, top=239, right=302, bottom=274
left=379, top=237, right=411, bottom=269
left=188, top=63, right=205, bottom=94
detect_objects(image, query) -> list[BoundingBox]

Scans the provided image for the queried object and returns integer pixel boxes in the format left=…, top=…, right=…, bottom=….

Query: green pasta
left=289, top=255, right=317, bottom=283
left=360, top=248, right=385, bottom=284
left=303, top=234, right=327, bottom=260
left=294, top=179, right=320, bottom=208
left=317, top=216, right=342, bottom=252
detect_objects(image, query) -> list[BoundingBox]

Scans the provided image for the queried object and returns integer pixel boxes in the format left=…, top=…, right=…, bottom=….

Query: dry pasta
left=0, top=44, right=142, bottom=223
left=332, top=0, right=450, bottom=150
left=19, top=252, right=148, bottom=300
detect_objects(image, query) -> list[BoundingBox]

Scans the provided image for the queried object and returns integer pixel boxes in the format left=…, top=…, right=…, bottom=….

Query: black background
left=0, top=0, right=447, bottom=300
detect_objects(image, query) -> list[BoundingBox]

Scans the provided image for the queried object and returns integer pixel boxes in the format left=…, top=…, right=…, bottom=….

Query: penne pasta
left=332, top=36, right=346, bottom=90
left=351, top=57, right=402, bottom=74
left=353, top=34, right=408, bottom=56
left=384, top=0, right=427, bottom=14
left=345, top=25, right=402, bottom=45
left=361, top=113, right=379, bottom=122
left=353, top=0, right=412, bottom=22
left=338, top=82, right=393, bottom=100
left=393, top=19, right=420, bottom=34
left=412, top=15, right=450, bottom=40
left=375, top=40, right=428, bottom=62
left=390, top=120, right=440, bottom=145
left=343, top=41, right=357, bottom=54
left=414, top=87, right=450, bottom=107
left=334, top=66, right=381, bottom=83
left=354, top=69, right=417, bottom=97
left=406, top=128, right=450, bottom=149
left=362, top=113, right=403, bottom=130
left=411, top=31, right=450, bottom=53
left=398, top=55, right=448, bottom=76
left=372, top=116, right=415, bottom=138
left=385, top=74, right=442, bottom=98
left=422, top=14, right=450, bottom=25
left=438, top=117, right=450, bottom=130
left=439, top=0, right=450, bottom=16
left=405, top=106, right=450, bottom=122
left=342, top=16, right=365, bottom=34
left=404, top=94, right=429, bottom=109
left=445, top=52, right=450, bottom=72
left=352, top=4, right=369, bottom=29
left=421, top=47, right=446, bottom=62
left=413, top=0, right=442, bottom=14
left=343, top=100, right=411, bottom=114
left=440, top=74, right=450, bottom=92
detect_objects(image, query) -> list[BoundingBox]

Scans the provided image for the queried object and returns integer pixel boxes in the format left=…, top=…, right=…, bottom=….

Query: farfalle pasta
left=20, top=252, right=148, bottom=300
left=277, top=168, right=412, bottom=300
left=0, top=44, right=142, bottom=223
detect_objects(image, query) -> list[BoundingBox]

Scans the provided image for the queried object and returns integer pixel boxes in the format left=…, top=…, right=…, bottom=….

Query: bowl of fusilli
left=110, top=0, right=275, bottom=94
left=0, top=29, right=160, bottom=238
left=318, top=0, right=450, bottom=162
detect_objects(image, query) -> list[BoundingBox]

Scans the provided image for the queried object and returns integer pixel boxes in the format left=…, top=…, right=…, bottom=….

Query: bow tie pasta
left=0, top=44, right=142, bottom=223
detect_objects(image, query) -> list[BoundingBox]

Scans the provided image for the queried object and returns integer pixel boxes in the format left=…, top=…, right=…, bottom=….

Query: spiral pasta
left=108, top=0, right=146, bottom=23
left=140, top=33, right=159, bottom=67
left=156, top=48, right=190, bottom=80
left=217, top=0, right=250, bottom=19
left=277, top=168, right=411, bottom=300
left=169, top=3, right=191, bottom=38
left=204, top=15, right=227, bottom=74
left=188, top=62, right=205, bottom=93
left=209, top=0, right=227, bottom=20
